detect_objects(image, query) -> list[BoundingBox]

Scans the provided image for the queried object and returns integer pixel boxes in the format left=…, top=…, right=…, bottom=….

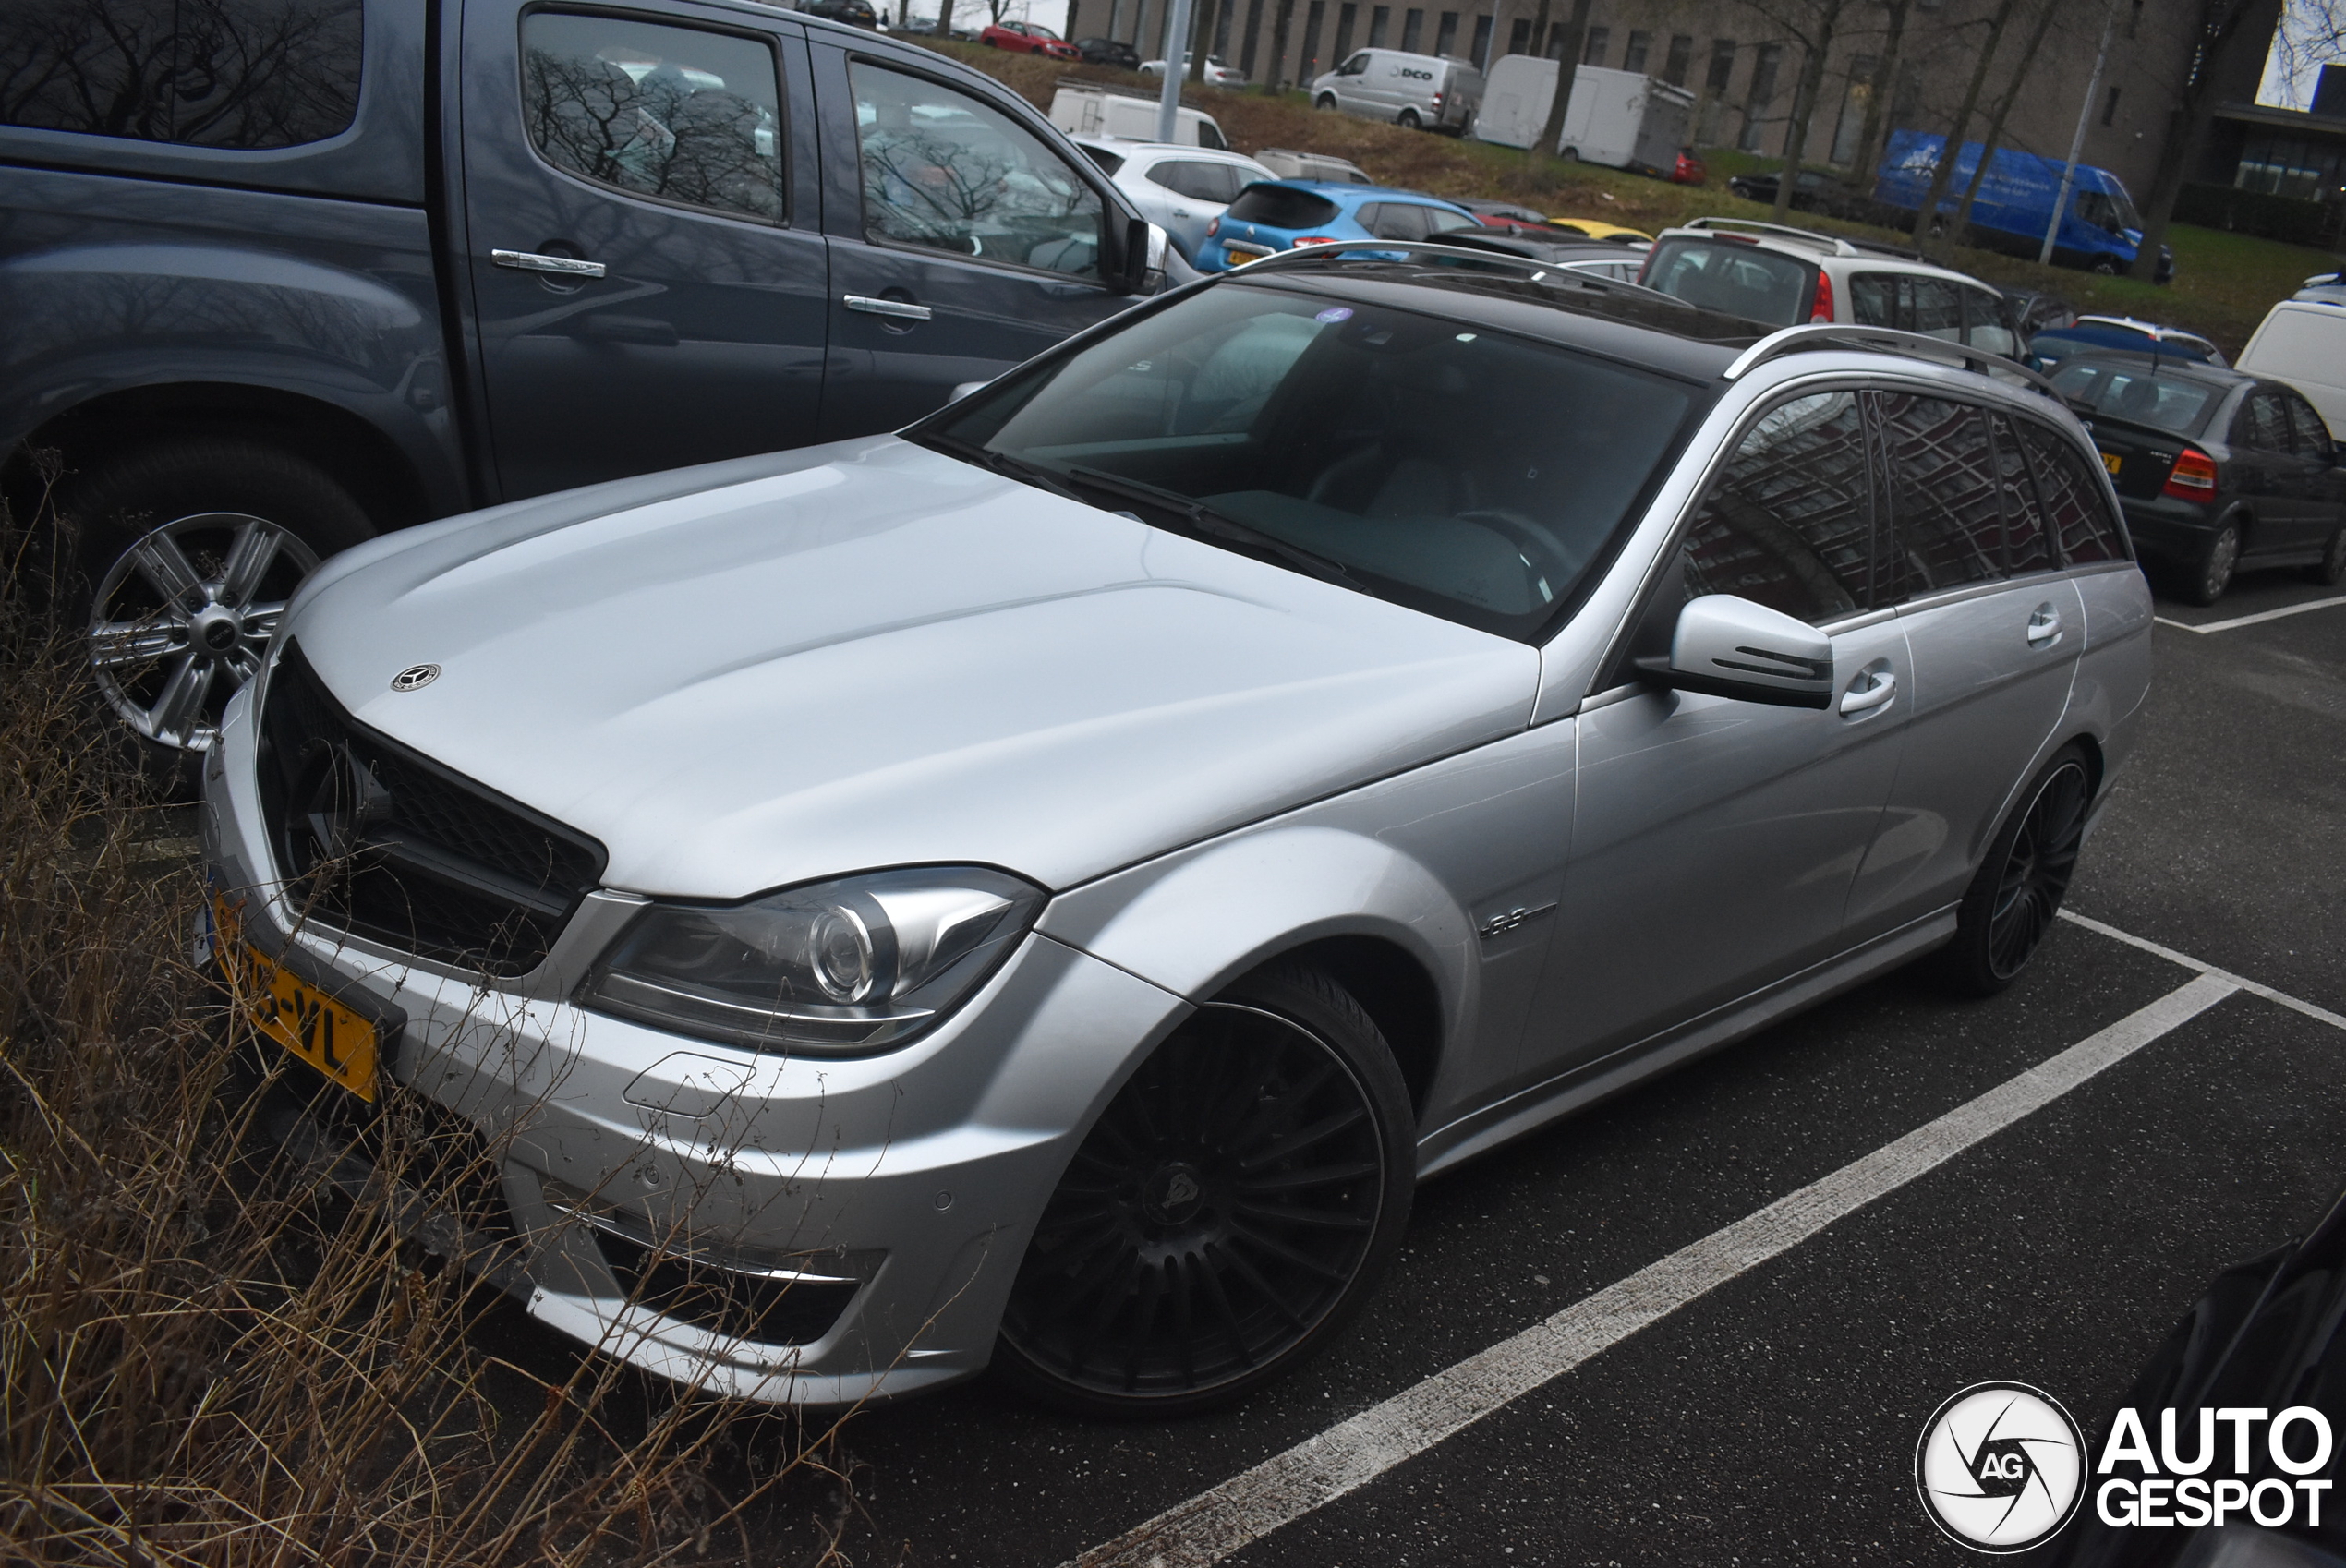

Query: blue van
left=1873, top=130, right=2173, bottom=283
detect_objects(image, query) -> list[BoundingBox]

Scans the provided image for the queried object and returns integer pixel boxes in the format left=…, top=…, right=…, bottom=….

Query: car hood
left=284, top=438, right=1542, bottom=899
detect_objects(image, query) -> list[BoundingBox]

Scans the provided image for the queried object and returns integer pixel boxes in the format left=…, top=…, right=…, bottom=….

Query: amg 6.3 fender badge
left=390, top=663, right=441, bottom=692
left=1916, top=1381, right=2087, bottom=1552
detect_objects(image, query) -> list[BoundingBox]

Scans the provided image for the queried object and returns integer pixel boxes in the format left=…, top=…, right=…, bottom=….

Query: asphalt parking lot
left=698, top=569, right=2346, bottom=1567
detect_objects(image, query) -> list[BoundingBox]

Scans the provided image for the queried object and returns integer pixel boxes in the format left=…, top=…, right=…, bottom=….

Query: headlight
left=577, top=867, right=1046, bottom=1054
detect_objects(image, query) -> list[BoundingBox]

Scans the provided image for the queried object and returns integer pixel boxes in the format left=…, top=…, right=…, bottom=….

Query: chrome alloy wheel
left=86, top=513, right=320, bottom=751
left=1987, top=759, right=2090, bottom=980
left=1000, top=1003, right=1389, bottom=1403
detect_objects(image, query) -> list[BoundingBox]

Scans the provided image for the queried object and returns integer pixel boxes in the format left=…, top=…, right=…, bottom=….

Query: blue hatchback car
left=1196, top=180, right=1480, bottom=271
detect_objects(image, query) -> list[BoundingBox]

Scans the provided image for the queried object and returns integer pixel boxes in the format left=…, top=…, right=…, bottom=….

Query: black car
left=2053, top=355, right=2346, bottom=603
left=2051, top=1183, right=2346, bottom=1567
left=801, top=0, right=880, bottom=25
left=1075, top=36, right=1142, bottom=68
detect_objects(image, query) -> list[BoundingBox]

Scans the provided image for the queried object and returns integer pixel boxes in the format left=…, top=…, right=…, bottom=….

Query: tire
left=2310, top=527, right=2346, bottom=586
left=1397, top=108, right=1421, bottom=130
left=2090, top=256, right=2120, bottom=275
left=2185, top=519, right=2241, bottom=605
left=994, top=961, right=1415, bottom=1417
left=58, top=437, right=376, bottom=770
left=1559, top=145, right=1580, bottom=162
left=1315, top=93, right=1337, bottom=111
left=1932, top=743, right=2093, bottom=997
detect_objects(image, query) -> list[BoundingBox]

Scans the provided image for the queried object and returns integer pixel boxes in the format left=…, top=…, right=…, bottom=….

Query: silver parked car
left=201, top=248, right=2151, bottom=1417
left=1073, top=136, right=1279, bottom=263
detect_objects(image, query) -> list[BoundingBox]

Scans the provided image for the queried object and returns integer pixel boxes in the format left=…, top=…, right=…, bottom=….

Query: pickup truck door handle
left=491, top=248, right=607, bottom=279
left=2026, top=603, right=2064, bottom=645
left=1839, top=669, right=1897, bottom=716
left=844, top=294, right=933, bottom=320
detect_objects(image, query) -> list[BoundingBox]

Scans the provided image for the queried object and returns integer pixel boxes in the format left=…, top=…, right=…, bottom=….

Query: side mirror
left=1634, top=594, right=1833, bottom=709
left=1117, top=215, right=1155, bottom=294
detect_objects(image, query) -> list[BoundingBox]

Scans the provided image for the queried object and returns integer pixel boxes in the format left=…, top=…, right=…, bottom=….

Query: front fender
left=1037, top=823, right=1476, bottom=1057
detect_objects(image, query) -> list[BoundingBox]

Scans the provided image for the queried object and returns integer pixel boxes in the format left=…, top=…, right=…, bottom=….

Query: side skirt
left=1414, top=906, right=1959, bottom=1180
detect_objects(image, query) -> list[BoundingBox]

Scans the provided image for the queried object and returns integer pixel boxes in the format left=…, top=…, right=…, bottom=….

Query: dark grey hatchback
left=2055, top=355, right=2346, bottom=604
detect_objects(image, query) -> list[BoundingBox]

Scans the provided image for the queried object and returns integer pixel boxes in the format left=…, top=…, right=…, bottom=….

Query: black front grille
left=257, top=643, right=607, bottom=975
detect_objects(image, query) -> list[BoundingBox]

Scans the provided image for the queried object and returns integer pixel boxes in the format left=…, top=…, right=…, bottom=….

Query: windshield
left=1639, top=239, right=1817, bottom=326
left=922, top=282, right=1699, bottom=639
left=2052, top=363, right=2221, bottom=437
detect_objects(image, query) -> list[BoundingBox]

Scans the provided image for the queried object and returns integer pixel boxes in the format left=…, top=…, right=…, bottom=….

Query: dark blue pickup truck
left=1, top=0, right=1168, bottom=761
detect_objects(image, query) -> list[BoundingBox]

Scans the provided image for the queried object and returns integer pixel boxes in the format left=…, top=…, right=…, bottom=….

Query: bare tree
left=1189, top=0, right=1219, bottom=80
left=1532, top=0, right=1592, bottom=163
left=2126, top=0, right=2307, bottom=281
left=1264, top=0, right=1298, bottom=90
left=1842, top=0, right=1914, bottom=197
left=1739, top=0, right=1864, bottom=222
left=1908, top=0, right=2018, bottom=253
left=1949, top=0, right=2061, bottom=237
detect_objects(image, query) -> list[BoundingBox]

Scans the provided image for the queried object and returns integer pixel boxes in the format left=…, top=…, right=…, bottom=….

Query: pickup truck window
left=851, top=63, right=1104, bottom=279
left=2, top=0, right=362, bottom=148
left=520, top=12, right=786, bottom=223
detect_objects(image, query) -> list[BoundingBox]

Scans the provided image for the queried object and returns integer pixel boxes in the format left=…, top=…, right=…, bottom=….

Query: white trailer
left=1047, top=84, right=1228, bottom=148
left=1470, top=59, right=1692, bottom=176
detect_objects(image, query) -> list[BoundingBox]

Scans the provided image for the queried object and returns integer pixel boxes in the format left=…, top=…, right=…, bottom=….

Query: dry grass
left=918, top=36, right=2344, bottom=355
left=0, top=473, right=870, bottom=1566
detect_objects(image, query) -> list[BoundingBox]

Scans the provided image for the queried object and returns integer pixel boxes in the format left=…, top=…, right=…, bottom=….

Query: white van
left=2236, top=298, right=2346, bottom=434
left=1308, top=49, right=1482, bottom=133
left=1048, top=84, right=1228, bottom=149
left=1471, top=58, right=1692, bottom=176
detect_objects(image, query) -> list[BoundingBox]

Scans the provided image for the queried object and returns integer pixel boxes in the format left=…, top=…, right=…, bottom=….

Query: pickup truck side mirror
left=1634, top=593, right=1834, bottom=709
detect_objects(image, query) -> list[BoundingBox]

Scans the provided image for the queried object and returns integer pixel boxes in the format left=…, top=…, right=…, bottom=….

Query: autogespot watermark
left=1915, top=1384, right=2336, bottom=1552
left=2091, top=1405, right=2333, bottom=1530
left=1916, top=1382, right=2088, bottom=1553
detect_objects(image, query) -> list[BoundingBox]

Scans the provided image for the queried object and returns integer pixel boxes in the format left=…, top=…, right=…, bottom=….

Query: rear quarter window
left=1227, top=185, right=1342, bottom=229
left=2, top=0, right=364, bottom=147
left=1641, top=239, right=1816, bottom=327
left=2019, top=420, right=2129, bottom=565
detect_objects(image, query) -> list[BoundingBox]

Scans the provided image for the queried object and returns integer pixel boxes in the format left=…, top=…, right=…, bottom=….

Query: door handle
left=2026, top=603, right=2063, bottom=645
left=1839, top=669, right=1896, bottom=716
left=844, top=294, right=933, bottom=320
left=492, top=248, right=607, bottom=279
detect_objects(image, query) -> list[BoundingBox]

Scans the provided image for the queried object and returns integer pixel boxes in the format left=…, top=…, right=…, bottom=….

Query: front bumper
left=200, top=685, right=1189, bottom=1404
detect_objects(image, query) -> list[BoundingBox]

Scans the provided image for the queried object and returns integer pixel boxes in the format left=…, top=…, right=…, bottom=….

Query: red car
left=980, top=20, right=1081, bottom=58
left=1671, top=148, right=1707, bottom=185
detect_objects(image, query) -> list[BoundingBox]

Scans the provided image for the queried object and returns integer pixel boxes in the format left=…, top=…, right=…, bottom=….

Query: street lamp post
left=2040, top=0, right=2121, bottom=267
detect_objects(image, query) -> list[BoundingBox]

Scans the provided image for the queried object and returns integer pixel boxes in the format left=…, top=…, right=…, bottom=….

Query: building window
left=1623, top=30, right=1651, bottom=73
left=1470, top=12, right=1492, bottom=62
left=1740, top=41, right=1783, bottom=152
left=1241, top=0, right=1268, bottom=76
left=1301, top=1, right=1326, bottom=78
left=1433, top=8, right=1457, bottom=55
left=1663, top=33, right=1693, bottom=85
left=2126, top=0, right=2142, bottom=38
left=1508, top=17, right=1530, bottom=54
left=1706, top=38, right=1737, bottom=94
left=2101, top=85, right=2120, bottom=126
left=1400, top=6, right=1422, bottom=51
left=1367, top=3, right=1388, bottom=46
left=1582, top=25, right=1608, bottom=66
left=1334, top=2, right=1357, bottom=62
left=1831, top=55, right=1876, bottom=166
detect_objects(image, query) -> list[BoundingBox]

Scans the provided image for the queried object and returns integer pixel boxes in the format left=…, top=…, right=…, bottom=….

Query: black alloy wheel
left=995, top=963, right=1413, bottom=1417
left=1935, top=745, right=2094, bottom=996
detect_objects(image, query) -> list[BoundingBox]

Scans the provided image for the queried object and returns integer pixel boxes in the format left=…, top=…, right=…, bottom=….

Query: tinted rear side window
left=1683, top=391, right=1873, bottom=625
left=1875, top=392, right=2003, bottom=598
left=1, top=0, right=361, bottom=147
left=2020, top=421, right=2128, bottom=564
left=1641, top=239, right=1816, bottom=327
left=1227, top=185, right=1342, bottom=228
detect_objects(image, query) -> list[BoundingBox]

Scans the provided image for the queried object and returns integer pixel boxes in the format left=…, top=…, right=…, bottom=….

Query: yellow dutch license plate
left=214, top=897, right=381, bottom=1102
left=2101, top=451, right=2122, bottom=476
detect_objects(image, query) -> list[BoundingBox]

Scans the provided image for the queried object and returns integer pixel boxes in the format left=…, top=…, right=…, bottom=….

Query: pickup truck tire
left=60, top=437, right=378, bottom=772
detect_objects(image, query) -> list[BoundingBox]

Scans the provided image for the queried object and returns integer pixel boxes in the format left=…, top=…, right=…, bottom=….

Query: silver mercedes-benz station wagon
left=200, top=242, right=2151, bottom=1416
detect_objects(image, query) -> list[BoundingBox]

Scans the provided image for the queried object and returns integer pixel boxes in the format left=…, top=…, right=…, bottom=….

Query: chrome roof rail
left=1723, top=322, right=2062, bottom=397
left=1677, top=215, right=1857, bottom=255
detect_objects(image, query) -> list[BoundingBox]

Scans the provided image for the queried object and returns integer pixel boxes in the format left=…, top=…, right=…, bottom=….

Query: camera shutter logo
left=391, top=663, right=441, bottom=693
left=1916, top=1381, right=2088, bottom=1552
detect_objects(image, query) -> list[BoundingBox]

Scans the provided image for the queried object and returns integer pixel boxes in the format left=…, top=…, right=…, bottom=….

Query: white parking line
left=1067, top=948, right=2306, bottom=1568
left=2057, top=910, right=2346, bottom=1032
left=2156, top=593, right=2346, bottom=634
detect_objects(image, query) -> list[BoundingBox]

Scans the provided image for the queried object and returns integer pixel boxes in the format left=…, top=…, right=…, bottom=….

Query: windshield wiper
left=1062, top=465, right=1366, bottom=594
left=918, top=434, right=1089, bottom=506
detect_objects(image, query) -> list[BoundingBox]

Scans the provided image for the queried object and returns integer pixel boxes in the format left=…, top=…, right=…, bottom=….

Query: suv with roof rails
left=208, top=235, right=2151, bottom=1418
left=1640, top=217, right=2023, bottom=359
